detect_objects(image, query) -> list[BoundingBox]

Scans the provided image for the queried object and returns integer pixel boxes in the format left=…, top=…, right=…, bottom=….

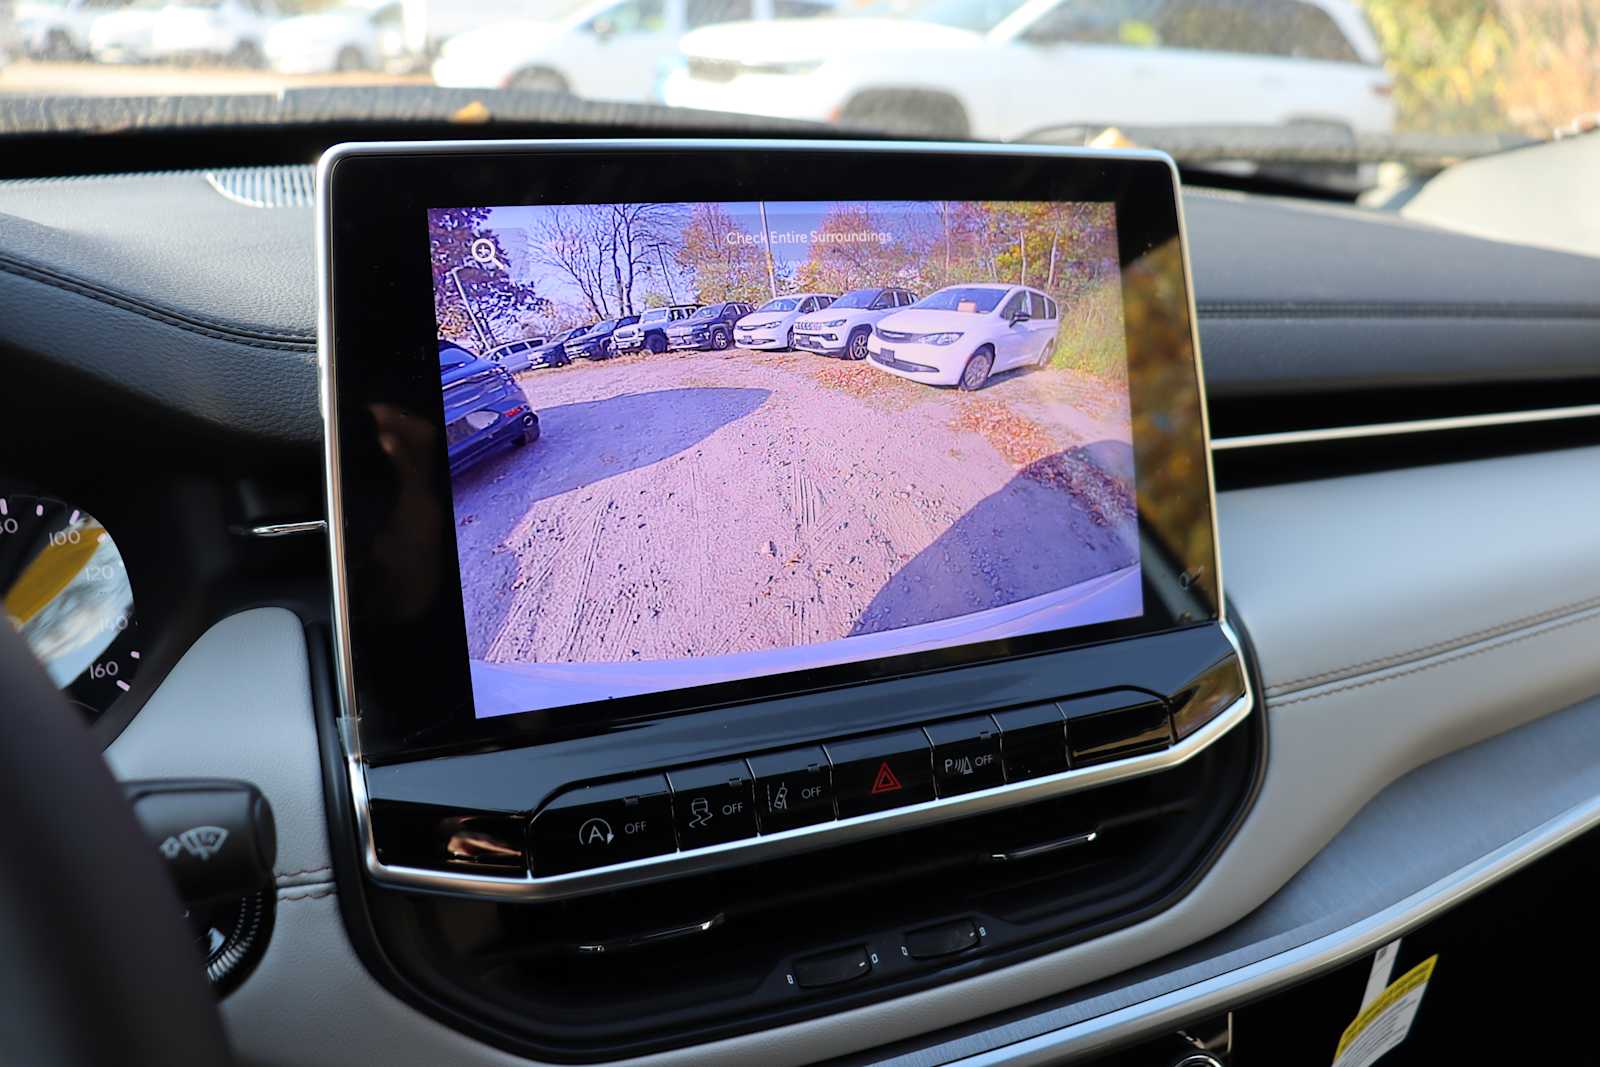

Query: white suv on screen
left=735, top=292, right=837, bottom=350
left=867, top=283, right=1060, bottom=390
left=661, top=0, right=1392, bottom=141
left=792, top=286, right=917, bottom=359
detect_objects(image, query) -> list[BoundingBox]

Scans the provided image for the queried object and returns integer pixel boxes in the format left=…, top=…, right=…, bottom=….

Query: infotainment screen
left=321, top=142, right=1219, bottom=758
left=429, top=199, right=1143, bottom=719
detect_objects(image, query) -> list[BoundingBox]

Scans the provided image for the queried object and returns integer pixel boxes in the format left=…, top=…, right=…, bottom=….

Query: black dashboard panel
left=5, top=162, right=1600, bottom=469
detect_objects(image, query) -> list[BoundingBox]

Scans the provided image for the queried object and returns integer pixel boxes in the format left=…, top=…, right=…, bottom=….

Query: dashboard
left=4, top=133, right=1600, bottom=1067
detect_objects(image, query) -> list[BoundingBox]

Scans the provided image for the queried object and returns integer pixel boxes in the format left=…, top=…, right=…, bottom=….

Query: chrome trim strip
left=317, top=138, right=1234, bottom=902
left=945, top=788, right=1600, bottom=1066
left=1211, top=403, right=1600, bottom=452
left=234, top=519, right=327, bottom=538
left=349, top=619, right=1251, bottom=902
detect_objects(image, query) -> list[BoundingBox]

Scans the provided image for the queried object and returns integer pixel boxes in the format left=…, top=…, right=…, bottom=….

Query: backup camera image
left=429, top=199, right=1142, bottom=718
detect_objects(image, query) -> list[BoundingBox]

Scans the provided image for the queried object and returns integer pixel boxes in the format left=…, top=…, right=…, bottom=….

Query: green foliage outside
left=1362, top=0, right=1600, bottom=135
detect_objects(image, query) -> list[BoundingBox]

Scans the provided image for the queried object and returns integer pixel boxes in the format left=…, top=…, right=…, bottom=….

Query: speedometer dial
left=0, top=494, right=140, bottom=719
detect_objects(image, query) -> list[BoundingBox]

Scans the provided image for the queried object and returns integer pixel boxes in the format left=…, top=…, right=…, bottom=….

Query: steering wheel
left=0, top=622, right=232, bottom=1067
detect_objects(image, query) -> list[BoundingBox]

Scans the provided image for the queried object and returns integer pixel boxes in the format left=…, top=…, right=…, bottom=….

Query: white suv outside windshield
left=2, top=0, right=1593, bottom=198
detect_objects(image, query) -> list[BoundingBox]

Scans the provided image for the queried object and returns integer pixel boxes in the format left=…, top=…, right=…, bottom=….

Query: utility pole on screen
left=759, top=201, right=778, bottom=299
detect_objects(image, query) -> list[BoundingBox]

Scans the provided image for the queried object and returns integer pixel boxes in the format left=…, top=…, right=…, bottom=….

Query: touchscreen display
left=428, top=199, right=1143, bottom=719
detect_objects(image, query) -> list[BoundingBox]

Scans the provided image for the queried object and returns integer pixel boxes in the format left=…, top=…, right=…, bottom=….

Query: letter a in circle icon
left=870, top=762, right=903, bottom=795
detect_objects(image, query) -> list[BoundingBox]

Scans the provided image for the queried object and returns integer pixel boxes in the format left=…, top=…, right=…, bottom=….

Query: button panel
left=748, top=746, right=834, bottom=832
left=522, top=687, right=1191, bottom=877
left=991, top=703, right=1069, bottom=782
left=924, top=715, right=1003, bottom=796
left=529, top=774, right=675, bottom=876
left=825, top=729, right=935, bottom=817
left=1061, top=691, right=1173, bottom=766
left=667, top=761, right=758, bottom=848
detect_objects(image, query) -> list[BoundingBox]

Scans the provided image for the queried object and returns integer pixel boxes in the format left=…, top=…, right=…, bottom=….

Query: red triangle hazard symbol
left=870, top=761, right=903, bottom=795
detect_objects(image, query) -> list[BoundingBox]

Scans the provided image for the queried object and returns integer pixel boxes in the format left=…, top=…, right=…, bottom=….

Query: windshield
left=915, top=286, right=1008, bottom=313
left=855, top=0, right=1029, bottom=33
left=757, top=298, right=800, bottom=312
left=689, top=304, right=725, bottom=320
left=1, top=0, right=1593, bottom=202
left=829, top=289, right=881, bottom=310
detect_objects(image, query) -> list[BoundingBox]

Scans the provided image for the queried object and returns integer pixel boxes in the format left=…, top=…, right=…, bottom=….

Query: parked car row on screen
left=463, top=279, right=1057, bottom=393
left=439, top=340, right=538, bottom=476
left=867, top=284, right=1061, bottom=390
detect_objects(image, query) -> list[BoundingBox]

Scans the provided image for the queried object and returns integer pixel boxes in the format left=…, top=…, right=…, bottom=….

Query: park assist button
left=748, top=746, right=834, bottom=833
left=826, top=730, right=934, bottom=818
left=668, top=761, right=758, bottom=848
left=529, top=774, right=675, bottom=876
left=924, top=715, right=1003, bottom=797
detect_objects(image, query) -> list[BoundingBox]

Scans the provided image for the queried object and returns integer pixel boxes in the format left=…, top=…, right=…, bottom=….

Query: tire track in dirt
left=551, top=497, right=611, bottom=663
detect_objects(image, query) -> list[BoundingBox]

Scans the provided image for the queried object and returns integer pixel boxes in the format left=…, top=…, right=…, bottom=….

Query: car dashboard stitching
left=277, top=886, right=338, bottom=902
left=0, top=250, right=317, bottom=351
left=1271, top=605, right=1600, bottom=708
left=1266, top=591, right=1600, bottom=695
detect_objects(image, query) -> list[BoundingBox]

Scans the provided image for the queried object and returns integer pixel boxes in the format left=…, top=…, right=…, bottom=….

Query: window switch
left=904, top=919, right=980, bottom=960
left=793, top=945, right=871, bottom=988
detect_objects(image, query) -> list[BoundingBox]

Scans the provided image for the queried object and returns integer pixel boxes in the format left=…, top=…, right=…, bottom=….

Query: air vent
left=203, top=165, right=315, bottom=209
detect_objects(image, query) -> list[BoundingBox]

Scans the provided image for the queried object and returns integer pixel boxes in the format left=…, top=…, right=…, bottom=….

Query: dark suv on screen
left=564, top=315, right=640, bottom=360
left=666, top=301, right=754, bottom=350
left=439, top=341, right=537, bottom=475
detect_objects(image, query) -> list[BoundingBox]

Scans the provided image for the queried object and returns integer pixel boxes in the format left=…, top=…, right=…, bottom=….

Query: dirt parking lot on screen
left=451, top=349, right=1138, bottom=665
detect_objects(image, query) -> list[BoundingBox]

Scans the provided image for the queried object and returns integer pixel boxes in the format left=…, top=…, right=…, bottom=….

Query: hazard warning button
left=825, top=730, right=935, bottom=818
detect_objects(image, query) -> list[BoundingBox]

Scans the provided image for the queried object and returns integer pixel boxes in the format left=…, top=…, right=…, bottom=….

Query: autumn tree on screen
left=527, top=203, right=681, bottom=319
left=429, top=207, right=547, bottom=351
left=675, top=203, right=773, bottom=304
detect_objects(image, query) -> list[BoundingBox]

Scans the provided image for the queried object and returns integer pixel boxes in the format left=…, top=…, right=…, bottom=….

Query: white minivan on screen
left=867, top=284, right=1060, bottom=390
left=735, top=292, right=837, bottom=350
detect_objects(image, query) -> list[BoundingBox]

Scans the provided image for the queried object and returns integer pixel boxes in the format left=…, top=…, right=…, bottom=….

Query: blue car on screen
left=440, top=341, right=538, bottom=475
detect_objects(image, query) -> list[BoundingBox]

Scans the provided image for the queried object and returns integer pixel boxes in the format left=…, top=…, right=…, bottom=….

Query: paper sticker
left=1331, top=955, right=1437, bottom=1067
left=1360, top=940, right=1401, bottom=1011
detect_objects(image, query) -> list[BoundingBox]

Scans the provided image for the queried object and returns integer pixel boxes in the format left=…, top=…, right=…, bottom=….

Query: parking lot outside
left=450, top=345, right=1136, bottom=668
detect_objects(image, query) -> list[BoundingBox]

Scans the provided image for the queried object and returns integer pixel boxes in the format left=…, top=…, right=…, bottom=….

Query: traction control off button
left=529, top=774, right=675, bottom=876
left=668, top=761, right=758, bottom=847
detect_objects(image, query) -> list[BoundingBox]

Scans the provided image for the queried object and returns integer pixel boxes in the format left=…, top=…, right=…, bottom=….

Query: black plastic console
left=315, top=622, right=1263, bottom=1061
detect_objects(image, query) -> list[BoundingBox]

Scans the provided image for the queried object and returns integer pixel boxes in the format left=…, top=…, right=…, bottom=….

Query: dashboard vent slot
left=203, top=165, right=315, bottom=209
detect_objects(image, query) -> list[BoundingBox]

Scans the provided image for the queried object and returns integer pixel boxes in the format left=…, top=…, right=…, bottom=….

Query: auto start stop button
left=529, top=774, right=675, bottom=876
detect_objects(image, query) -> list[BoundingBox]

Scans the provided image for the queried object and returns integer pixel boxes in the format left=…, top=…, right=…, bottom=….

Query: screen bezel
left=320, top=140, right=1222, bottom=763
